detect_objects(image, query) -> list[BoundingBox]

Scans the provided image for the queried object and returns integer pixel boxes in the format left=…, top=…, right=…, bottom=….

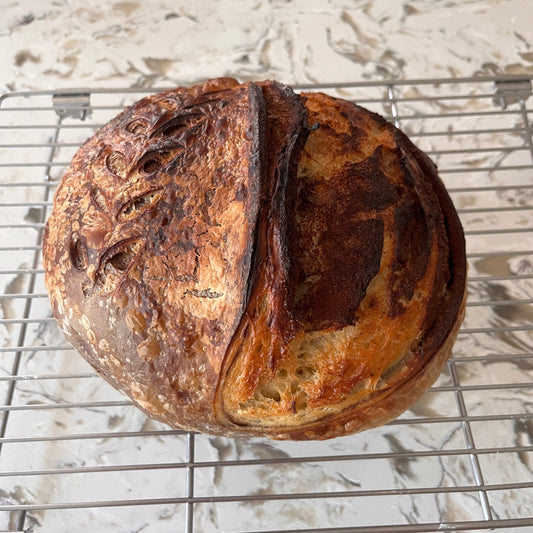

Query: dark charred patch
left=287, top=144, right=397, bottom=330
left=248, top=80, right=309, bottom=342
left=388, top=196, right=431, bottom=317
left=391, top=140, right=465, bottom=359
left=342, top=147, right=401, bottom=212
left=291, top=218, right=384, bottom=330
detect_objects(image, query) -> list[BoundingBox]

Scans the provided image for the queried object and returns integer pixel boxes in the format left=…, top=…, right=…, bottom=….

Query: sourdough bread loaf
left=42, top=78, right=467, bottom=440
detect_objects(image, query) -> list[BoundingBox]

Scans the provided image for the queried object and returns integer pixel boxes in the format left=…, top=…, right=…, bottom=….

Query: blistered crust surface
left=43, top=78, right=265, bottom=432
left=43, top=79, right=467, bottom=440
left=219, top=92, right=466, bottom=439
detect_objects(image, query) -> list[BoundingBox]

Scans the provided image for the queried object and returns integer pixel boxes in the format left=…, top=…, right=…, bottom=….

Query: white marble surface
left=1, top=0, right=533, bottom=93
left=1, top=1, right=533, bottom=533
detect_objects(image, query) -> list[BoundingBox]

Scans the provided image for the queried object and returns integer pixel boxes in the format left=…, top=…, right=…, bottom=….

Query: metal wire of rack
left=0, top=76, right=532, bottom=533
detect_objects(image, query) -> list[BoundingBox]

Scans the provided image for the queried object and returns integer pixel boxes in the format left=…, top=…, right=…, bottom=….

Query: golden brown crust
left=43, top=79, right=466, bottom=440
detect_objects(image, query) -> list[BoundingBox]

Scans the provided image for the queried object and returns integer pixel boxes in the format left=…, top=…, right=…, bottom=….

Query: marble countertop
left=1, top=1, right=533, bottom=533
left=1, top=0, right=533, bottom=93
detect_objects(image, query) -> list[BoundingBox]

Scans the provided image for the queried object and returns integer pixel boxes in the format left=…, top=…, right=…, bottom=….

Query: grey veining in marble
left=1, top=0, right=533, bottom=93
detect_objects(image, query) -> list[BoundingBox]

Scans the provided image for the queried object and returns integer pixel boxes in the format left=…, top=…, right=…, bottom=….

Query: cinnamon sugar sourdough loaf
left=42, top=78, right=466, bottom=440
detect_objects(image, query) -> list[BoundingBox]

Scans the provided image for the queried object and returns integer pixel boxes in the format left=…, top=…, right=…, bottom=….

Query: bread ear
left=218, top=91, right=466, bottom=439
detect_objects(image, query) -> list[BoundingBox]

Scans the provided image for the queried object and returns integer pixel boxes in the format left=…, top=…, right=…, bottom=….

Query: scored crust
left=43, top=78, right=466, bottom=440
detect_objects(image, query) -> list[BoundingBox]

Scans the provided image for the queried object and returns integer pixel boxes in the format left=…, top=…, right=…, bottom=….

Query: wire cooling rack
left=0, top=76, right=532, bottom=533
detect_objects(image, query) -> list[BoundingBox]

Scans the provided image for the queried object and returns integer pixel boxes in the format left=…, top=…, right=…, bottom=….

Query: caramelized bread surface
left=43, top=79, right=466, bottom=440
